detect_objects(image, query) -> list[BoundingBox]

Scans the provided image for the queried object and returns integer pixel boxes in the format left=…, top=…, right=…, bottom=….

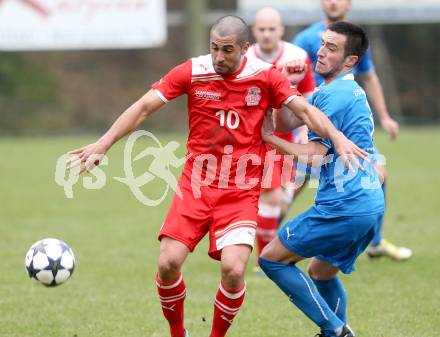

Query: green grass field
left=1, top=128, right=439, bottom=337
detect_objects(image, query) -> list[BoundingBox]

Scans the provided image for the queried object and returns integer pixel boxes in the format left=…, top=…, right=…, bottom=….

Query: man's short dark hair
left=328, top=21, right=369, bottom=64
left=210, top=15, right=249, bottom=46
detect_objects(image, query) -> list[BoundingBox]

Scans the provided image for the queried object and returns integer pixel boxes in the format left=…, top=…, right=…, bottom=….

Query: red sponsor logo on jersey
left=245, top=87, right=261, bottom=106
left=0, top=0, right=50, bottom=17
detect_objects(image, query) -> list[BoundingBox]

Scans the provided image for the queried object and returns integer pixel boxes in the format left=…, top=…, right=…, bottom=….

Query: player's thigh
left=209, top=188, right=259, bottom=260
left=159, top=179, right=211, bottom=253
left=278, top=206, right=374, bottom=259
left=315, top=213, right=380, bottom=274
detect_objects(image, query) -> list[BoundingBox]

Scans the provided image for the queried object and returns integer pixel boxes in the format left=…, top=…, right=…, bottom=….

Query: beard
left=316, top=63, right=344, bottom=79
left=326, top=13, right=345, bottom=23
left=213, top=64, right=231, bottom=75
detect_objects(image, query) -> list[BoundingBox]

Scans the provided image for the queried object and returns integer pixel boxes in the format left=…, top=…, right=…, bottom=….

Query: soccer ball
left=25, top=238, right=75, bottom=287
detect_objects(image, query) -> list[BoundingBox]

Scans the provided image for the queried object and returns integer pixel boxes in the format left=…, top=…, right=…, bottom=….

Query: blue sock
left=372, top=181, right=386, bottom=246
left=259, top=257, right=344, bottom=337
left=312, top=277, right=347, bottom=323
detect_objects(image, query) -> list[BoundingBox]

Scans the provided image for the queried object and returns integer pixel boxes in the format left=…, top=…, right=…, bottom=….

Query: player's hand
left=380, top=116, right=399, bottom=140
left=261, top=110, right=276, bottom=143
left=332, top=131, right=369, bottom=172
left=66, top=140, right=109, bottom=174
left=279, top=60, right=307, bottom=85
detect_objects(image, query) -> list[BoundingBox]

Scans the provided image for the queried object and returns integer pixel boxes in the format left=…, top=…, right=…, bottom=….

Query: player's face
left=315, top=30, right=348, bottom=79
left=210, top=32, right=249, bottom=75
left=252, top=20, right=283, bottom=53
left=321, top=0, right=351, bottom=22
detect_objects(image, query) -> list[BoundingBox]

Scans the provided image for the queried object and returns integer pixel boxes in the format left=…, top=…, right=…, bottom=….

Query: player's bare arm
left=273, top=59, right=309, bottom=133
left=284, top=96, right=368, bottom=171
left=356, top=70, right=399, bottom=139
left=67, top=89, right=165, bottom=173
left=274, top=107, right=305, bottom=133
left=262, top=111, right=327, bottom=162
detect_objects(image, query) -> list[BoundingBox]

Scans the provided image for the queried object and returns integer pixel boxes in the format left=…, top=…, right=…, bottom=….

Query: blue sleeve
left=292, top=31, right=308, bottom=52
left=308, top=130, right=332, bottom=149
left=354, top=48, right=375, bottom=75
left=308, top=90, right=347, bottom=149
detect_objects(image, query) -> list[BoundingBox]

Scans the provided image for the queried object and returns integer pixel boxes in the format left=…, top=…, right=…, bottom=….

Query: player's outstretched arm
left=285, top=96, right=368, bottom=171
left=274, top=107, right=305, bottom=133
left=262, top=111, right=326, bottom=161
left=67, top=89, right=165, bottom=174
left=357, top=70, right=399, bottom=140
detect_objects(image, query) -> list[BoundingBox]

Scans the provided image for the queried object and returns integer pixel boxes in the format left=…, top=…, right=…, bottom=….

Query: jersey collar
left=223, top=55, right=248, bottom=79
left=253, top=41, right=285, bottom=66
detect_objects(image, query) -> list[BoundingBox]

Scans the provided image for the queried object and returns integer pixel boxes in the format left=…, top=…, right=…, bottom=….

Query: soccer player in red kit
left=246, top=7, right=316, bottom=266
left=67, top=15, right=366, bottom=337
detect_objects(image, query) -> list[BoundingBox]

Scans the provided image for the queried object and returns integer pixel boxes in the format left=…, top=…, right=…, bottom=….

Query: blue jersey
left=293, top=21, right=374, bottom=86
left=308, top=72, right=384, bottom=216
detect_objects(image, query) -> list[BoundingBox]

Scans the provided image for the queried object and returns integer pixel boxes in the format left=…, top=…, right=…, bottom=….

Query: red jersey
left=152, top=54, right=300, bottom=189
left=247, top=41, right=315, bottom=143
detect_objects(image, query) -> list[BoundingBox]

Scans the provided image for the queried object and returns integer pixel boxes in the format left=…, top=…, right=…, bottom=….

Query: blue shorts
left=279, top=206, right=382, bottom=274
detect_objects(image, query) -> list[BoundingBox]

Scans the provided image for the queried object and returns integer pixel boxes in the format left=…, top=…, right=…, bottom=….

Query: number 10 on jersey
left=216, top=110, right=240, bottom=129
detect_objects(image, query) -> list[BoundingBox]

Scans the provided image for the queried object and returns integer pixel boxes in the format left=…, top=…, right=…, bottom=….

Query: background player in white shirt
left=247, top=7, right=315, bottom=272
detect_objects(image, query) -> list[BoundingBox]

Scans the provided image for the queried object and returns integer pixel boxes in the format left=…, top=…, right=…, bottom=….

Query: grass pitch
left=0, top=128, right=439, bottom=337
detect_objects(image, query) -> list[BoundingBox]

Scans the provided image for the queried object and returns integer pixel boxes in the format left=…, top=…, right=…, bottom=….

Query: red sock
left=256, top=202, right=280, bottom=256
left=156, top=272, right=186, bottom=337
left=210, top=282, right=246, bottom=337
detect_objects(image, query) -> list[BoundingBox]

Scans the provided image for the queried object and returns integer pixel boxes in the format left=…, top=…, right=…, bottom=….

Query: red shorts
left=159, top=174, right=259, bottom=260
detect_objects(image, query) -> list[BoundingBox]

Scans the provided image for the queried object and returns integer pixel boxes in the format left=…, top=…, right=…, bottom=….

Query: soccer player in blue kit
left=293, top=0, right=412, bottom=260
left=260, top=22, right=383, bottom=337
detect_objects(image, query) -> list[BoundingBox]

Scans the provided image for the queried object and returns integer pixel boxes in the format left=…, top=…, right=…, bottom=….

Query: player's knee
left=307, top=263, right=337, bottom=281
left=158, top=254, right=183, bottom=280
left=307, top=264, right=321, bottom=280
left=221, top=262, right=246, bottom=287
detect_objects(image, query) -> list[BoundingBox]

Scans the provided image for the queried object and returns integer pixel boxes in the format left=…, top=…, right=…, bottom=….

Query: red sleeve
left=268, top=67, right=301, bottom=109
left=151, top=59, right=192, bottom=102
left=296, top=57, right=316, bottom=96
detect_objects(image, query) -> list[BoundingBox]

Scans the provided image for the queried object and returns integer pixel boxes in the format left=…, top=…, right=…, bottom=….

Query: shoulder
left=315, top=77, right=357, bottom=105
left=295, top=22, right=324, bottom=40
left=281, top=41, right=308, bottom=60
left=245, top=44, right=259, bottom=61
left=328, top=74, right=367, bottom=104
left=235, top=56, right=273, bottom=80
left=246, top=44, right=256, bottom=55
left=191, top=54, right=217, bottom=76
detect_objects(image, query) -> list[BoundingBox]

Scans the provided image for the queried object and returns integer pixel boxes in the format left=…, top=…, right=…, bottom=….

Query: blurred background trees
left=0, top=0, right=438, bottom=134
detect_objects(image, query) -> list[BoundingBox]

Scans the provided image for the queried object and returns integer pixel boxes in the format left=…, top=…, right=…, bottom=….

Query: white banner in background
left=239, top=0, right=440, bottom=25
left=0, top=0, right=167, bottom=50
